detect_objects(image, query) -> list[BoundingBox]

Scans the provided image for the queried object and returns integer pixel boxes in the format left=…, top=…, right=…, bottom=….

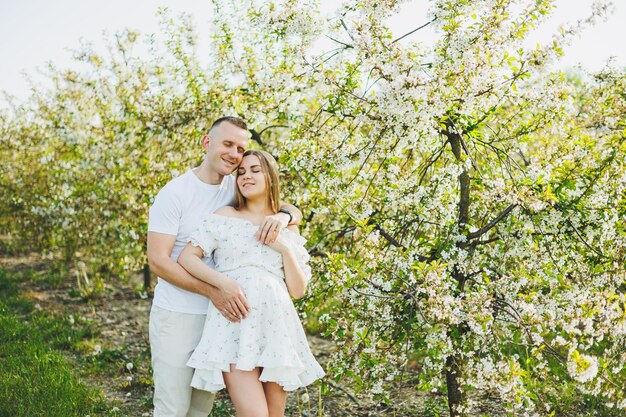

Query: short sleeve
left=189, top=217, right=220, bottom=257
left=148, top=186, right=182, bottom=235
left=284, top=231, right=312, bottom=283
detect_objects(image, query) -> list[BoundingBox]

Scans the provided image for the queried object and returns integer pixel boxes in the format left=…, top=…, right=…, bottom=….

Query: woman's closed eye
left=237, top=167, right=262, bottom=175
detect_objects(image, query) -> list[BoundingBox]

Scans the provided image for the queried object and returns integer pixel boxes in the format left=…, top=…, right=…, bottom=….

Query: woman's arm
left=178, top=243, right=225, bottom=287
left=266, top=226, right=309, bottom=299
left=280, top=247, right=308, bottom=299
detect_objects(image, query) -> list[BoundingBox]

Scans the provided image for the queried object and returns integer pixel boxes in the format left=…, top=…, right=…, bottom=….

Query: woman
left=178, top=150, right=324, bottom=417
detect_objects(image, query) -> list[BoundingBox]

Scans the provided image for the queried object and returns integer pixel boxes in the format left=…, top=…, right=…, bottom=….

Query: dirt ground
left=3, top=251, right=451, bottom=417
left=4, top=247, right=618, bottom=417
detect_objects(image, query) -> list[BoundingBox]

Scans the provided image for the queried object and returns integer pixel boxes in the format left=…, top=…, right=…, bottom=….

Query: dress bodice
left=189, top=213, right=311, bottom=282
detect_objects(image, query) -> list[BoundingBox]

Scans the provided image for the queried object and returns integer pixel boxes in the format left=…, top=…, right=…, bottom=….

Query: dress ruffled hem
left=189, top=360, right=324, bottom=392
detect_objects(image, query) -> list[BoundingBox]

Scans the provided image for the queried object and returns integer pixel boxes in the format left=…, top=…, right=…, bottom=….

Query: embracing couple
left=147, top=116, right=324, bottom=417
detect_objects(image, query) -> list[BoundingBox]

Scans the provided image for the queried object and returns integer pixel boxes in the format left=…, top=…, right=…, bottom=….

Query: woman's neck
left=241, top=197, right=274, bottom=217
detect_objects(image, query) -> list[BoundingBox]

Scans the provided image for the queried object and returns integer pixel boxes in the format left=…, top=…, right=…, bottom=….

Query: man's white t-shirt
left=148, top=169, right=236, bottom=314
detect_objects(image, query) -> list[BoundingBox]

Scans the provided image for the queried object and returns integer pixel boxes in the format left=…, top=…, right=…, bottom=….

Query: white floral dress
left=186, top=213, right=325, bottom=392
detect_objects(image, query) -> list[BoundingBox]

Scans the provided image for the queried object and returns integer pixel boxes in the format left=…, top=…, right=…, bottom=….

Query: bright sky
left=0, top=0, right=624, bottom=102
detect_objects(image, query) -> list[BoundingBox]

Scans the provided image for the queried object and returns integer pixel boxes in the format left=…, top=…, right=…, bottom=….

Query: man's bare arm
left=279, top=202, right=302, bottom=226
left=147, top=231, right=249, bottom=320
left=148, top=231, right=213, bottom=295
left=177, top=242, right=249, bottom=319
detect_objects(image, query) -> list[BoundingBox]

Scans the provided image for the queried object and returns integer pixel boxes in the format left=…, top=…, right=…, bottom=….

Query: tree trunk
left=446, top=126, right=471, bottom=417
left=446, top=353, right=464, bottom=417
left=143, top=263, right=151, bottom=292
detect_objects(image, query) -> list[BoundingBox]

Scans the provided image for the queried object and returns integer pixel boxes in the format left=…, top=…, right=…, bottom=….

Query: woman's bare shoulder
left=213, top=206, right=238, bottom=216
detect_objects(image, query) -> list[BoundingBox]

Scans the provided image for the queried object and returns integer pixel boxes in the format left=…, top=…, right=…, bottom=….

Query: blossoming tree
left=1, top=0, right=625, bottom=415
left=0, top=20, right=231, bottom=290
left=206, top=0, right=625, bottom=415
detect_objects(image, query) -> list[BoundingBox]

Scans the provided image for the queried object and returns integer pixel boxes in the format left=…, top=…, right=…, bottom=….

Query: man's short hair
left=209, top=116, right=247, bottom=133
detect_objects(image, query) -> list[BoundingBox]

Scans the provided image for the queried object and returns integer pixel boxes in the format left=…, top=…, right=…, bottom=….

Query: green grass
left=0, top=268, right=117, bottom=417
left=209, top=395, right=236, bottom=416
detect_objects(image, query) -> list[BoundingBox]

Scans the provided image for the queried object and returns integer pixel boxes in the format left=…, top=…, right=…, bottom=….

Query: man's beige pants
left=149, top=305, right=215, bottom=417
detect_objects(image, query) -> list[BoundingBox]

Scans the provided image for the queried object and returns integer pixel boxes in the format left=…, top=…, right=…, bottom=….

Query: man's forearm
left=150, top=255, right=216, bottom=298
left=280, top=202, right=303, bottom=226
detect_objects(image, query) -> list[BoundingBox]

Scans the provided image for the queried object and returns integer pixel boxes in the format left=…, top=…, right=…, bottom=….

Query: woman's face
left=236, top=154, right=267, bottom=200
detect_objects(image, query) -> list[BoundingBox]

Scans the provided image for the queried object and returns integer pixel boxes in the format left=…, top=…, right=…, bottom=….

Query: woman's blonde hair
left=234, top=150, right=281, bottom=213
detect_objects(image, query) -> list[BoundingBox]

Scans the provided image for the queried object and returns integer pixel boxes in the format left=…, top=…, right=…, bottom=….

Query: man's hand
left=255, top=212, right=290, bottom=244
left=207, top=277, right=250, bottom=322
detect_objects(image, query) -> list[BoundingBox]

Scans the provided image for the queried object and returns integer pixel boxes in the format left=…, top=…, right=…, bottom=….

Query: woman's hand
left=264, top=233, right=290, bottom=254
left=267, top=226, right=309, bottom=299
left=255, top=212, right=290, bottom=244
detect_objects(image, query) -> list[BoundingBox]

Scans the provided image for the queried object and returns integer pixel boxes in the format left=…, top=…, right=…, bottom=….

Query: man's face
left=203, top=122, right=249, bottom=176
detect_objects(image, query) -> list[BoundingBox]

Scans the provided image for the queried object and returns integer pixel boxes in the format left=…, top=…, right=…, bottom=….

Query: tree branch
left=392, top=18, right=437, bottom=43
left=258, top=124, right=290, bottom=136
left=325, top=34, right=353, bottom=49
left=468, top=204, right=517, bottom=240
left=340, top=19, right=355, bottom=42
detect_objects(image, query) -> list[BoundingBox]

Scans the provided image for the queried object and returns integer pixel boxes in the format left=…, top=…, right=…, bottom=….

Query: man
left=147, top=116, right=301, bottom=417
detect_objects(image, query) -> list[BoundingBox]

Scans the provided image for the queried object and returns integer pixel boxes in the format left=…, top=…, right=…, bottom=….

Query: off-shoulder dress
left=186, top=213, right=325, bottom=392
